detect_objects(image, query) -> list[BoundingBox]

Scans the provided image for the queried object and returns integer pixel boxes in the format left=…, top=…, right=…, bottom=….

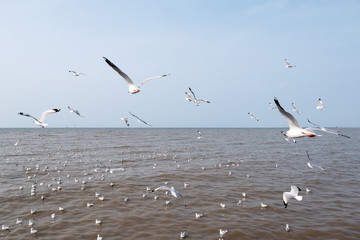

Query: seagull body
left=248, top=112, right=259, bottom=121
left=261, top=202, right=268, bottom=208
left=30, top=228, right=38, bottom=234
left=121, top=117, right=130, bottom=126
left=283, top=185, right=303, bottom=208
left=186, top=87, right=210, bottom=106
left=128, top=111, right=152, bottom=127
left=274, top=97, right=317, bottom=138
left=69, top=70, right=86, bottom=76
left=195, top=213, right=204, bottom=219
left=285, top=59, right=296, bottom=68
left=316, top=98, right=325, bottom=110
left=68, top=106, right=85, bottom=117
left=219, top=229, right=229, bottom=237
left=2, top=225, right=10, bottom=231
left=152, top=186, right=186, bottom=206
left=285, top=224, right=290, bottom=232
left=180, top=231, right=187, bottom=238
left=103, top=57, right=169, bottom=94
left=16, top=218, right=23, bottom=224
left=18, top=109, right=61, bottom=128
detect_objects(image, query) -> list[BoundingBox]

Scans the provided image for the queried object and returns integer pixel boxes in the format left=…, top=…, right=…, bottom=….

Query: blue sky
left=1, top=0, right=359, bottom=128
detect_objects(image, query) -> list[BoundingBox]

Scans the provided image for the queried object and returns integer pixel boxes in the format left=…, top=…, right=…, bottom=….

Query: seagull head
left=129, top=85, right=140, bottom=94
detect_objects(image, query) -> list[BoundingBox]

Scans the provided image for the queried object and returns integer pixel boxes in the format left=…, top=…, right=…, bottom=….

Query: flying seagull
left=121, top=117, right=129, bottom=127
left=103, top=57, right=170, bottom=94
left=306, top=150, right=326, bottom=172
left=187, top=87, right=210, bottom=106
left=274, top=97, right=317, bottom=138
left=291, top=103, right=301, bottom=114
left=18, top=109, right=61, bottom=128
left=283, top=185, right=302, bottom=208
left=284, top=59, right=296, bottom=68
left=269, top=102, right=276, bottom=110
left=128, top=111, right=152, bottom=127
left=69, top=70, right=86, bottom=76
left=68, top=106, right=85, bottom=117
left=248, top=112, right=259, bottom=121
left=316, top=98, right=325, bottom=110
left=151, top=186, right=186, bottom=207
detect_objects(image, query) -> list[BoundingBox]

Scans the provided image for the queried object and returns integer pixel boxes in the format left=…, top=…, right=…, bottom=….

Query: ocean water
left=0, top=128, right=359, bottom=240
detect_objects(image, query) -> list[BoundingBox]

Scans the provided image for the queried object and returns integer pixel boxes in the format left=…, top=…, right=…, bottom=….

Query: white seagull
left=316, top=98, right=325, bottom=110
left=18, top=109, right=61, bottom=128
left=103, top=57, right=170, bottom=94
left=306, top=150, right=326, bottom=172
left=269, top=102, right=276, bottom=110
left=187, top=87, right=210, bottom=106
left=291, top=103, right=300, bottom=114
left=69, top=70, right=86, bottom=76
left=283, top=185, right=303, bottom=208
left=121, top=117, right=130, bottom=126
left=248, top=112, right=259, bottom=121
left=197, top=130, right=203, bottom=139
left=68, top=106, right=85, bottom=117
left=151, top=186, right=186, bottom=207
left=185, top=91, right=193, bottom=102
left=285, top=59, right=296, bottom=68
left=274, top=97, right=317, bottom=138
left=128, top=111, right=152, bottom=127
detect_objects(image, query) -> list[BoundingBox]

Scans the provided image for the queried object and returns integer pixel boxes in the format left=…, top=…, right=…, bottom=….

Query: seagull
left=197, top=130, right=203, bottom=139
left=185, top=91, right=193, bottom=102
left=14, top=139, right=21, bottom=146
left=248, top=112, right=259, bottom=121
left=195, top=213, right=204, bottom=219
left=260, top=202, right=268, bottom=208
left=18, top=109, right=61, bottom=128
left=306, top=150, right=326, bottom=172
left=121, top=117, right=130, bottom=126
left=51, top=213, right=56, bottom=220
left=128, top=111, right=152, bottom=127
left=95, top=219, right=102, bottom=225
left=30, top=228, right=38, bottom=234
left=97, top=234, right=103, bottom=240
left=68, top=106, right=85, bottom=117
left=220, top=203, right=226, bottom=209
left=180, top=231, right=187, bottom=239
left=307, top=119, right=350, bottom=138
left=274, top=97, right=318, bottom=138
left=219, top=229, right=229, bottom=237
left=187, top=87, right=210, bottom=106
left=285, top=59, right=296, bottom=68
left=103, top=57, right=170, bottom=94
left=269, top=102, right=276, bottom=110
left=151, top=186, right=186, bottom=207
left=69, top=70, right=86, bottom=76
left=283, top=185, right=303, bottom=208
left=285, top=224, right=291, bottom=232
left=316, top=98, right=325, bottom=110
left=16, top=218, right=23, bottom=224
left=2, top=225, right=10, bottom=231
left=291, top=103, right=300, bottom=114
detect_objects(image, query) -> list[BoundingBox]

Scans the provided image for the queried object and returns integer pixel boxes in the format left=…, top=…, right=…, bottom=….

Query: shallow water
left=0, top=128, right=359, bottom=239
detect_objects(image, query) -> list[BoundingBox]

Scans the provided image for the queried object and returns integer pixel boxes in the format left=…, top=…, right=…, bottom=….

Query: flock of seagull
left=10, top=57, right=351, bottom=238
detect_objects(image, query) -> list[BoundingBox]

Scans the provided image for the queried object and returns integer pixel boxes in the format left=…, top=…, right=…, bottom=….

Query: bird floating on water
left=103, top=57, right=170, bottom=94
left=18, top=109, right=61, bottom=128
left=283, top=185, right=303, bottom=208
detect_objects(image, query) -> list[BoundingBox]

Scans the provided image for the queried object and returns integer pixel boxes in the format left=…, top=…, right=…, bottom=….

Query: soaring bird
left=103, top=57, right=170, bottom=94
left=69, top=70, right=86, bottom=76
left=18, top=109, right=61, bottom=128
left=68, top=106, right=85, bottom=117
left=283, top=185, right=303, bottom=208
left=316, top=98, right=325, bottom=110
left=186, top=87, right=210, bottom=106
left=284, top=59, right=296, bottom=68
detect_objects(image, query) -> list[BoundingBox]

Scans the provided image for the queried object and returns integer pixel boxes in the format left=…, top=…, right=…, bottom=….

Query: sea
left=0, top=128, right=359, bottom=240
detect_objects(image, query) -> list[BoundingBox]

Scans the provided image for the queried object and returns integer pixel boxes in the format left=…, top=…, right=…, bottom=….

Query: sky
left=1, top=0, right=359, bottom=128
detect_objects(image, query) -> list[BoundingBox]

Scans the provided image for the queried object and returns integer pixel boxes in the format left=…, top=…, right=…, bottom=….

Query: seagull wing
left=175, top=191, right=187, bottom=207
left=197, top=99, right=210, bottom=103
left=289, top=185, right=301, bottom=197
left=18, top=112, right=39, bottom=122
left=153, top=186, right=172, bottom=192
left=39, top=109, right=61, bottom=122
left=138, top=73, right=170, bottom=87
left=285, top=59, right=291, bottom=66
left=103, top=57, right=135, bottom=87
left=274, top=97, right=301, bottom=130
left=128, top=111, right=152, bottom=127
left=188, top=87, right=197, bottom=99
left=307, top=119, right=350, bottom=138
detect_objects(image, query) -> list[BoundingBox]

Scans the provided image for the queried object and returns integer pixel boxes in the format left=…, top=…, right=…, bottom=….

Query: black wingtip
left=297, top=186, right=302, bottom=191
left=18, top=112, right=23, bottom=115
left=53, top=109, right=61, bottom=112
left=283, top=201, right=287, bottom=208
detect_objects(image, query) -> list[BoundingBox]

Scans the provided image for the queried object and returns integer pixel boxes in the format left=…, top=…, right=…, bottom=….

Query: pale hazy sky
left=1, top=0, right=359, bottom=128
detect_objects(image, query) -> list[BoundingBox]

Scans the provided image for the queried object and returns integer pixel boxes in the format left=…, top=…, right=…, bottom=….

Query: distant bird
left=97, top=234, right=103, bottom=240
left=2, top=225, right=10, bottom=231
left=283, top=185, right=303, bottom=208
left=219, top=229, right=229, bottom=237
left=16, top=218, right=23, bottom=225
left=248, top=112, right=259, bottom=121
left=69, top=70, right=86, bottom=76
left=128, top=111, right=152, bottom=127
left=186, top=87, right=210, bottom=106
left=121, top=117, right=130, bottom=126
left=14, top=139, right=21, bottom=146
left=291, top=103, right=300, bottom=114
left=151, top=186, right=186, bottom=207
left=316, top=98, right=325, bottom=110
left=306, top=150, right=326, bottom=172
left=95, top=219, right=102, bottom=225
left=269, top=102, right=276, bottom=110
left=18, top=109, right=61, bottom=128
left=30, top=228, right=38, bottom=234
left=284, top=59, right=296, bottom=68
left=195, top=213, right=204, bottom=219
left=274, top=97, right=317, bottom=138
left=103, top=57, right=170, bottom=94
left=306, top=188, right=312, bottom=194
left=197, top=130, right=203, bottom=139
left=185, top=91, right=193, bottom=102
left=261, top=202, right=268, bottom=208
left=180, top=230, right=187, bottom=238
left=68, top=106, right=85, bottom=117
left=220, top=203, right=226, bottom=209
left=285, top=224, right=291, bottom=232
left=51, top=213, right=56, bottom=220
